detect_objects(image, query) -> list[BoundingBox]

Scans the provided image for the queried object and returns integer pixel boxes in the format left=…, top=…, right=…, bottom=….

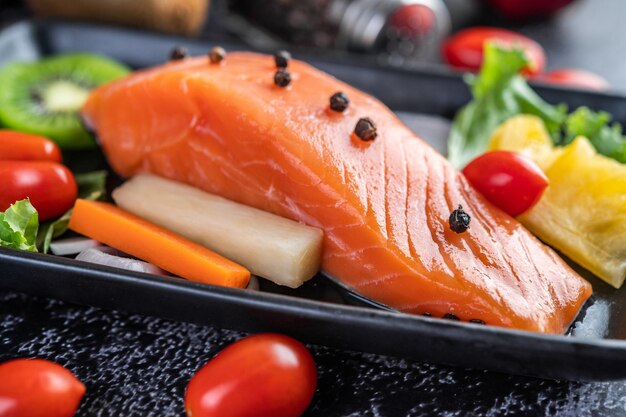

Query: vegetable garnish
left=0, top=130, right=61, bottom=162
left=0, top=358, right=85, bottom=417
left=563, top=107, right=626, bottom=163
left=112, top=174, right=323, bottom=288
left=489, top=115, right=626, bottom=288
left=442, top=27, right=546, bottom=75
left=0, top=161, right=77, bottom=221
left=462, top=151, right=548, bottom=217
left=447, top=43, right=566, bottom=169
left=537, top=69, right=609, bottom=91
left=448, top=205, right=471, bottom=234
left=185, top=334, right=317, bottom=417
left=447, top=43, right=626, bottom=168
left=68, top=199, right=250, bottom=288
left=76, top=246, right=168, bottom=276
left=0, top=199, right=39, bottom=252
left=50, top=237, right=99, bottom=256
left=209, top=46, right=226, bottom=64
left=37, top=170, right=107, bottom=254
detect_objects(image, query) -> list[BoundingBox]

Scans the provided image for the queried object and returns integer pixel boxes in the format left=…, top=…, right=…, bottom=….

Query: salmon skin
left=82, top=52, right=591, bottom=334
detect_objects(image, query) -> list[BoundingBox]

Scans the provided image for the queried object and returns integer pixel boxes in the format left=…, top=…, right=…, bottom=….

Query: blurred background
left=0, top=0, right=620, bottom=90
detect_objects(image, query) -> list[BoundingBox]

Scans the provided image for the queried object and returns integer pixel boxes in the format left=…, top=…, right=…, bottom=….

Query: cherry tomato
left=0, top=358, right=85, bottom=417
left=185, top=333, right=317, bottom=417
left=462, top=151, right=548, bottom=217
left=442, top=27, right=546, bottom=75
left=0, top=161, right=77, bottom=221
left=536, top=69, right=609, bottom=91
left=0, top=131, right=61, bottom=162
left=486, top=0, right=575, bottom=21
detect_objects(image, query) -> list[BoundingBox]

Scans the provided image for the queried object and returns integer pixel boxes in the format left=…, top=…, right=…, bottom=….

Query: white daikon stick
left=112, top=174, right=323, bottom=288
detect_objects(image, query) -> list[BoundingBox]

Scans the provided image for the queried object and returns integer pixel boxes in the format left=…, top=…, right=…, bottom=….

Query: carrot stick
left=68, top=199, right=250, bottom=288
left=113, top=174, right=324, bottom=288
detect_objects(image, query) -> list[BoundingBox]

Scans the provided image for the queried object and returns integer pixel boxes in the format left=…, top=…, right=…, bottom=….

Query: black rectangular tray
left=2, top=20, right=626, bottom=381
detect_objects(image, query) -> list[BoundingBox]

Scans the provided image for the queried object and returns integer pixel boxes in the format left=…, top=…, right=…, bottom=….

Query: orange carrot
left=68, top=199, right=250, bottom=288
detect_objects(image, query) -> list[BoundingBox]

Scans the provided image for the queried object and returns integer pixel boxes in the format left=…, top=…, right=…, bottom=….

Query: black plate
left=2, top=20, right=626, bottom=381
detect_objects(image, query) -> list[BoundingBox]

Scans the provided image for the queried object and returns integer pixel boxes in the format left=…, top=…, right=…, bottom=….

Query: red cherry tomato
left=462, top=151, right=548, bottom=217
left=0, top=358, right=85, bottom=417
left=536, top=69, right=609, bottom=91
left=0, top=131, right=62, bottom=162
left=0, top=161, right=78, bottom=221
left=442, top=27, right=546, bottom=75
left=486, top=0, right=575, bottom=21
left=185, top=333, right=317, bottom=417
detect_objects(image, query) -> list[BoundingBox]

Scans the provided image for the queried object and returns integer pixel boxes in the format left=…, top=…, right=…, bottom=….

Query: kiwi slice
left=0, top=54, right=130, bottom=149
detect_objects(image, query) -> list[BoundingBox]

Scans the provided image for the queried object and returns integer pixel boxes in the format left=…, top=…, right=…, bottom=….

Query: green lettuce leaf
left=564, top=107, right=626, bottom=163
left=0, top=199, right=39, bottom=252
left=37, top=170, right=107, bottom=253
left=448, top=43, right=626, bottom=168
left=448, top=43, right=567, bottom=169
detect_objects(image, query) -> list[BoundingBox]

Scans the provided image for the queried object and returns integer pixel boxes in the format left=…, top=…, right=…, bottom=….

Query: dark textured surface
left=3, top=290, right=626, bottom=417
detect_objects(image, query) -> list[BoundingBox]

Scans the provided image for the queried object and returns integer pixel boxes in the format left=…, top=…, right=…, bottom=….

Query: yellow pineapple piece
left=489, top=116, right=626, bottom=288
left=488, top=115, right=561, bottom=170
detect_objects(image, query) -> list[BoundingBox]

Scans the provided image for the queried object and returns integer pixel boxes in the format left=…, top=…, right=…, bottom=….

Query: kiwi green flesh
left=0, top=54, right=130, bottom=149
left=39, top=80, right=91, bottom=113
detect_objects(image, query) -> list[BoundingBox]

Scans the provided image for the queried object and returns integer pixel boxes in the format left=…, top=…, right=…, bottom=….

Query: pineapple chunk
left=488, top=115, right=561, bottom=170
left=489, top=116, right=626, bottom=288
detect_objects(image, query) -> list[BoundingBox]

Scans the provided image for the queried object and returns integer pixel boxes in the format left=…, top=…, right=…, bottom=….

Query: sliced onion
left=75, top=247, right=168, bottom=275
left=91, top=245, right=128, bottom=258
left=246, top=276, right=260, bottom=291
left=50, top=237, right=100, bottom=256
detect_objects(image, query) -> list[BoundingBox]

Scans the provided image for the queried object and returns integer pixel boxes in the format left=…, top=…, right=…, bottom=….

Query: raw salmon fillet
left=82, top=52, right=591, bottom=333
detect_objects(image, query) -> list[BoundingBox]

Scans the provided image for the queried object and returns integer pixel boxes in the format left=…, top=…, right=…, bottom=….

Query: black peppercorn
left=330, top=92, right=349, bottom=112
left=443, top=313, right=460, bottom=321
left=274, top=69, right=292, bottom=87
left=170, top=46, right=188, bottom=61
left=469, top=319, right=486, bottom=325
left=354, top=117, right=377, bottom=141
left=274, top=50, right=291, bottom=68
left=209, top=46, right=226, bottom=64
left=449, top=205, right=471, bottom=234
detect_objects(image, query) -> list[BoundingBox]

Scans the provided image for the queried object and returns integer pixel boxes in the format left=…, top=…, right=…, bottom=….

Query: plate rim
left=2, top=246, right=625, bottom=350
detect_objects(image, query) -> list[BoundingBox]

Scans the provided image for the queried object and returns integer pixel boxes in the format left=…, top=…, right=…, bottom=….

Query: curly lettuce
left=448, top=43, right=626, bottom=168
left=0, top=199, right=39, bottom=252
